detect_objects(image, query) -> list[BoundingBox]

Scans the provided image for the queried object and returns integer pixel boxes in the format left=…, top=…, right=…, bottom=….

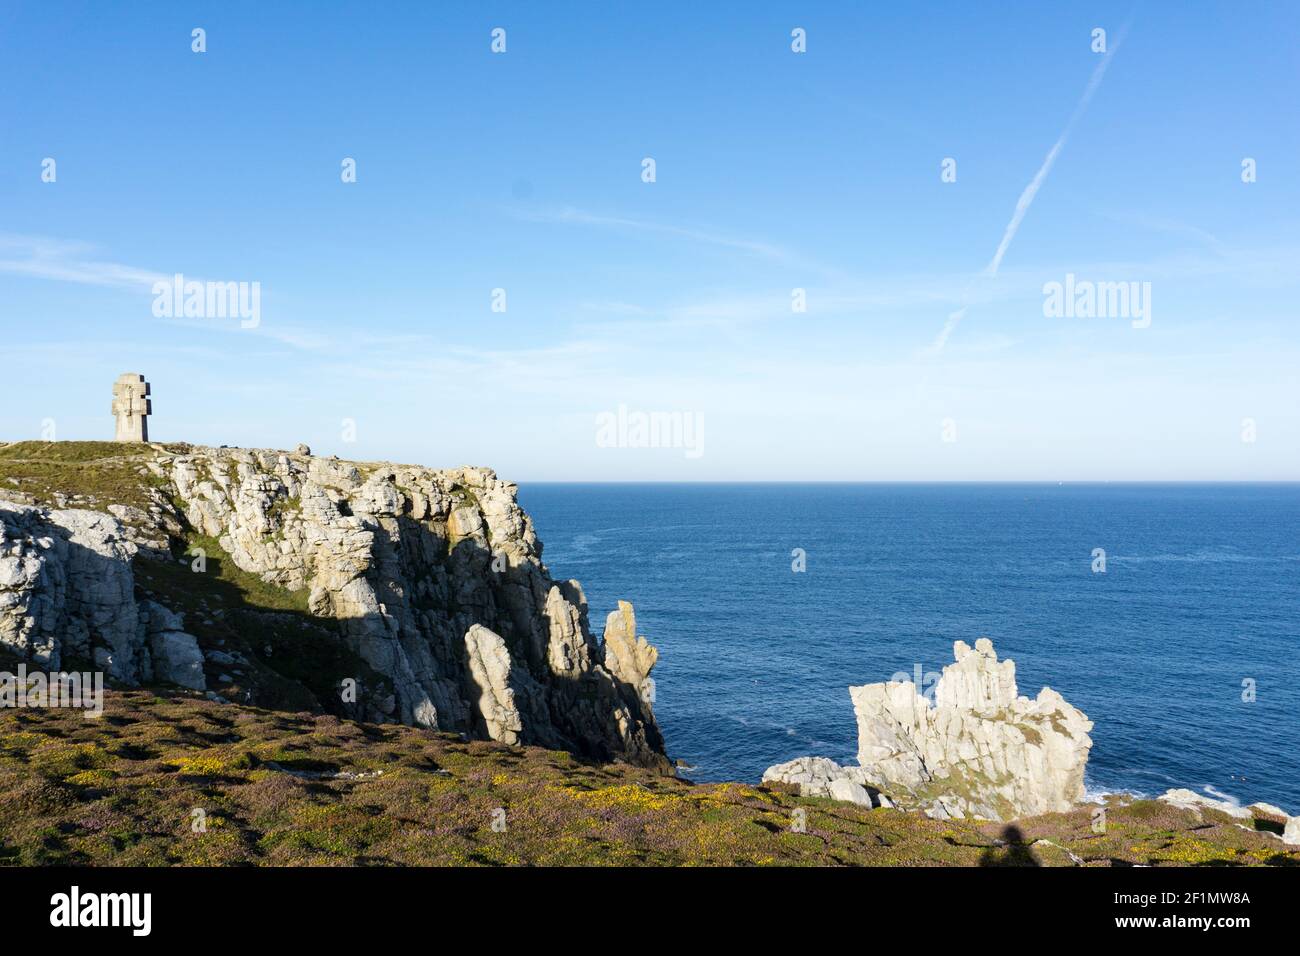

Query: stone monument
left=112, top=373, right=151, bottom=442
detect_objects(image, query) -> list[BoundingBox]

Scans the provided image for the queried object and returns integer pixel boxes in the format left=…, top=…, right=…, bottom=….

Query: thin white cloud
left=567, top=238, right=1300, bottom=349
left=315, top=338, right=614, bottom=396
left=511, top=204, right=852, bottom=281
left=0, top=233, right=332, bottom=352
left=0, top=233, right=168, bottom=288
left=1096, top=210, right=1228, bottom=256
left=514, top=205, right=790, bottom=260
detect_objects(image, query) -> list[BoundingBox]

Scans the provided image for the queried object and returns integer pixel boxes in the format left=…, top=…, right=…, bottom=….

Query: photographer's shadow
left=979, top=825, right=1040, bottom=867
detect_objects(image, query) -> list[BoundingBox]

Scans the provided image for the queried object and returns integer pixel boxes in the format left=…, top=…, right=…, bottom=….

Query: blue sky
left=1, top=1, right=1297, bottom=480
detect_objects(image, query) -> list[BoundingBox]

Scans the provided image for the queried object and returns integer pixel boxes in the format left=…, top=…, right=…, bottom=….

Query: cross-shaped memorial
left=112, top=373, right=151, bottom=442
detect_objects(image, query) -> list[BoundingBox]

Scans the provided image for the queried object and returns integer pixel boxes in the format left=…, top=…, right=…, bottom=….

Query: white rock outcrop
left=139, top=601, right=205, bottom=691
left=764, top=638, right=1092, bottom=821
left=1158, top=788, right=1300, bottom=844
left=850, top=639, right=1093, bottom=820
left=0, top=501, right=204, bottom=691
left=1, top=445, right=666, bottom=770
left=158, top=447, right=667, bottom=768
left=464, top=624, right=526, bottom=745
left=761, top=756, right=889, bottom=809
left=1158, top=788, right=1253, bottom=820
left=603, top=600, right=657, bottom=693
left=1, top=501, right=139, bottom=679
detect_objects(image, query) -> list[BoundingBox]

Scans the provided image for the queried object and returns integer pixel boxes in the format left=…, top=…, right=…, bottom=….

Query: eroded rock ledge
left=0, top=444, right=668, bottom=771
left=766, top=638, right=1093, bottom=821
left=1158, top=789, right=1300, bottom=846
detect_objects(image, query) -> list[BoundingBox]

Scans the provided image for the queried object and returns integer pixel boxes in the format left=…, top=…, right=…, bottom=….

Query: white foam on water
left=1110, top=549, right=1300, bottom=564
left=1084, top=783, right=1147, bottom=802
left=1202, top=783, right=1244, bottom=808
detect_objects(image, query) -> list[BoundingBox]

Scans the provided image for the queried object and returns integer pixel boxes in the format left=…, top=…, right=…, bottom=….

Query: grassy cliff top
left=0, top=440, right=171, bottom=512
left=0, top=441, right=492, bottom=513
left=1, top=690, right=1295, bottom=867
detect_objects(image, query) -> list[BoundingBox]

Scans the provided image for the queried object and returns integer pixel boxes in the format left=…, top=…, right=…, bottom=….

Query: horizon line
left=513, top=479, right=1300, bottom=485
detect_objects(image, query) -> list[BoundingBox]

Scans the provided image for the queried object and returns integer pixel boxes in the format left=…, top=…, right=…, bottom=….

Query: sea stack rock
left=850, top=639, right=1093, bottom=820
left=763, top=638, right=1092, bottom=821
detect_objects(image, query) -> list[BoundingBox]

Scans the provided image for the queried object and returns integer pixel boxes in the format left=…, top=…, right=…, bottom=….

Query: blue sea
left=518, top=484, right=1300, bottom=810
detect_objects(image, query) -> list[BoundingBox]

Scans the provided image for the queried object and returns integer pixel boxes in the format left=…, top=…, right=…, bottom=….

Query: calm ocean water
left=518, top=483, right=1300, bottom=810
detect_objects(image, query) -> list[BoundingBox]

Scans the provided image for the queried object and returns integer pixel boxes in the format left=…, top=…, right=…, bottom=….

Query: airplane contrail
left=985, top=30, right=1128, bottom=278
left=932, top=23, right=1130, bottom=352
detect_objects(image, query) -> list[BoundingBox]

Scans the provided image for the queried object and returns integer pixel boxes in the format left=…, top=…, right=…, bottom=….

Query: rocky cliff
left=766, top=638, right=1093, bottom=821
left=0, top=442, right=667, bottom=771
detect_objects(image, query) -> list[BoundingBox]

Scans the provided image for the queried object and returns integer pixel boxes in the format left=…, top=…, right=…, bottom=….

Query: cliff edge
left=0, top=441, right=668, bottom=771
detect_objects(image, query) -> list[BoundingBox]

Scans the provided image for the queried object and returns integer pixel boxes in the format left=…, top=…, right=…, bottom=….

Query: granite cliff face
left=0, top=443, right=667, bottom=771
left=766, top=639, right=1093, bottom=821
left=0, top=500, right=209, bottom=691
